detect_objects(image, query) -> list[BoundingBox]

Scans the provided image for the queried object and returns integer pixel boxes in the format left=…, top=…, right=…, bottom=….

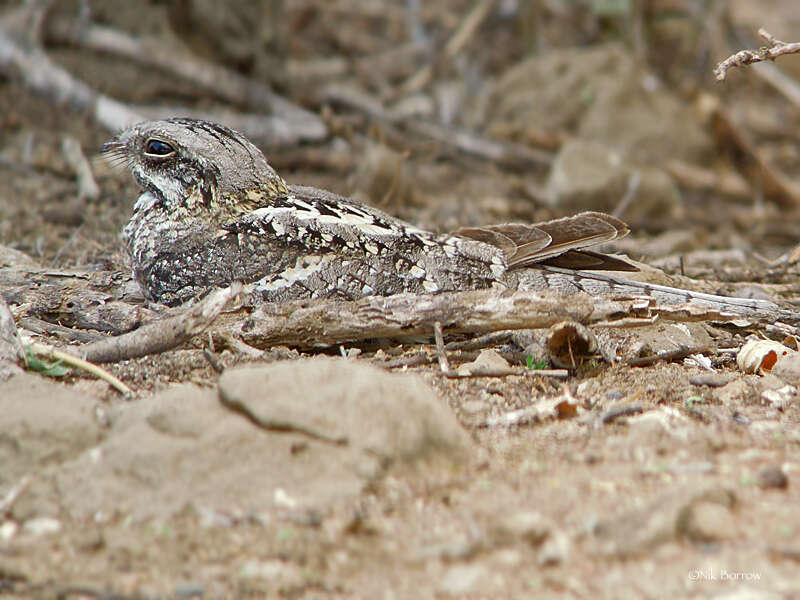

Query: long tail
left=537, top=266, right=798, bottom=325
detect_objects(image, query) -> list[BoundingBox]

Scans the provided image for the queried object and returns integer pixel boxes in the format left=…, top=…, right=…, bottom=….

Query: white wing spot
left=409, top=265, right=426, bottom=278
left=423, top=279, right=439, bottom=292
left=254, top=255, right=324, bottom=291
left=490, top=263, right=505, bottom=278
left=442, top=243, right=458, bottom=258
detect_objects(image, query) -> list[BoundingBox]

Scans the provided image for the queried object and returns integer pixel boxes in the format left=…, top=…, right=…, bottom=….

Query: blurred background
left=1, top=0, right=800, bottom=289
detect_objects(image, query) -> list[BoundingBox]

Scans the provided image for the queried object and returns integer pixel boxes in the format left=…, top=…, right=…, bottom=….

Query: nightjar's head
left=102, top=118, right=289, bottom=220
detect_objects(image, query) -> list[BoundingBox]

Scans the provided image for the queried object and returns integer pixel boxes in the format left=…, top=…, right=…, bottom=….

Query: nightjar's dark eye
left=144, top=138, right=175, bottom=157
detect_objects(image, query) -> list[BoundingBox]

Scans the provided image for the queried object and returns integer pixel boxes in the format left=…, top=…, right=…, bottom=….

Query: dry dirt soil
left=2, top=1, right=800, bottom=599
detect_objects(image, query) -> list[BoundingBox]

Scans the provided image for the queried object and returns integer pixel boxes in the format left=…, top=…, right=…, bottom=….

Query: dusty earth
left=2, top=1, right=800, bottom=598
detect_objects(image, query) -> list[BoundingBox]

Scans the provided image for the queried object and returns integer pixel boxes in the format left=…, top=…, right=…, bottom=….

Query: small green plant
left=24, top=347, right=69, bottom=377
left=525, top=355, right=548, bottom=370
left=684, top=396, right=704, bottom=409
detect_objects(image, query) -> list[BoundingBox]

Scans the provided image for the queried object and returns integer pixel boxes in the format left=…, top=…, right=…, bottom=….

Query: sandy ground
left=2, top=1, right=800, bottom=598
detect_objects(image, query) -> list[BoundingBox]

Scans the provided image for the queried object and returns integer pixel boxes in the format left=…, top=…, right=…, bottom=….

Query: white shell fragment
left=736, top=339, right=796, bottom=375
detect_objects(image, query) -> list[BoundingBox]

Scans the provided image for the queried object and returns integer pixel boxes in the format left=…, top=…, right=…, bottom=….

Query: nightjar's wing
left=454, top=212, right=638, bottom=272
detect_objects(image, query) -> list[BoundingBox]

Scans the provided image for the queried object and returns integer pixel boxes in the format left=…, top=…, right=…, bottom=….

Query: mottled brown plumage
left=105, top=118, right=788, bottom=323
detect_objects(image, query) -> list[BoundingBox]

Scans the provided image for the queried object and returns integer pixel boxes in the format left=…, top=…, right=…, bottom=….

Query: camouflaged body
left=123, top=182, right=509, bottom=306
left=109, top=118, right=787, bottom=323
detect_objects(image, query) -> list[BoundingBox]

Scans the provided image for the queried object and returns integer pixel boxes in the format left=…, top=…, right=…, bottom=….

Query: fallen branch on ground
left=76, top=284, right=242, bottom=363
left=44, top=16, right=326, bottom=143
left=219, top=288, right=797, bottom=350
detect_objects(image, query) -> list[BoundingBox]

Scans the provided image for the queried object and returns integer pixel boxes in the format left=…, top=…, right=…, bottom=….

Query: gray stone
left=218, top=358, right=472, bottom=467
left=0, top=373, right=104, bottom=487
left=47, top=359, right=472, bottom=522
left=678, top=501, right=737, bottom=543
left=538, top=530, right=570, bottom=566
left=592, top=487, right=735, bottom=557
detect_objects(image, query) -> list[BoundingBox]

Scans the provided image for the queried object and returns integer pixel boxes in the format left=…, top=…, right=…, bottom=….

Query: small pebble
left=492, top=511, right=551, bottom=546
left=681, top=502, right=736, bottom=543
left=689, top=373, right=730, bottom=388
left=538, top=530, right=570, bottom=566
left=758, top=465, right=788, bottom=490
left=174, top=582, right=204, bottom=598
left=22, top=517, right=61, bottom=537
left=438, top=564, right=489, bottom=596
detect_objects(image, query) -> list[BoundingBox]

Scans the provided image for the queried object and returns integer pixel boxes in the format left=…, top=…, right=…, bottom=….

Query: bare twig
left=0, top=268, right=146, bottom=334
left=700, top=93, right=800, bottom=207
left=715, top=28, right=800, bottom=81
left=601, top=403, right=643, bottom=424
left=396, top=0, right=496, bottom=97
left=61, top=136, right=100, bottom=201
left=0, top=25, right=143, bottom=130
left=77, top=283, right=242, bottom=363
left=433, top=321, right=453, bottom=375
left=626, top=345, right=710, bottom=367
left=26, top=341, right=133, bottom=396
left=665, top=160, right=750, bottom=200
left=611, top=171, right=642, bottom=219
left=18, top=316, right=103, bottom=343
left=44, top=18, right=327, bottom=144
left=747, top=61, right=800, bottom=108
left=323, top=83, right=551, bottom=170
left=0, top=475, right=31, bottom=516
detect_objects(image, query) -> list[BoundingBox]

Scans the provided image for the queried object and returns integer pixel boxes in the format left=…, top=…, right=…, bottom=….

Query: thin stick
left=78, top=283, right=241, bottom=364
left=61, top=136, right=100, bottom=201
left=0, top=474, right=31, bottom=516
left=715, top=29, right=800, bottom=81
left=396, top=0, right=496, bottom=96
left=44, top=18, right=326, bottom=143
left=612, top=171, right=642, bottom=219
left=433, top=321, right=453, bottom=375
left=27, top=341, right=133, bottom=396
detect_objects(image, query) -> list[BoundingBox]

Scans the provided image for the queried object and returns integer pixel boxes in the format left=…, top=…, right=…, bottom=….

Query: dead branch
left=322, top=83, right=551, bottom=170
left=18, top=316, right=103, bottom=343
left=222, top=288, right=597, bottom=350
left=433, top=321, right=454, bottom=376
left=61, top=136, right=99, bottom=201
left=223, top=286, right=800, bottom=351
left=395, top=0, right=496, bottom=97
left=715, top=29, right=800, bottom=81
left=665, top=160, right=750, bottom=200
left=0, top=5, right=327, bottom=145
left=77, top=284, right=241, bottom=363
left=698, top=93, right=800, bottom=207
left=0, top=268, right=146, bottom=334
left=0, top=24, right=143, bottom=130
left=44, top=17, right=326, bottom=145
left=748, top=61, right=800, bottom=108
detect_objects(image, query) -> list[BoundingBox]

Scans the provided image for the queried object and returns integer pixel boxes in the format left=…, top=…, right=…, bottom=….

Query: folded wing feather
left=453, top=211, right=637, bottom=272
